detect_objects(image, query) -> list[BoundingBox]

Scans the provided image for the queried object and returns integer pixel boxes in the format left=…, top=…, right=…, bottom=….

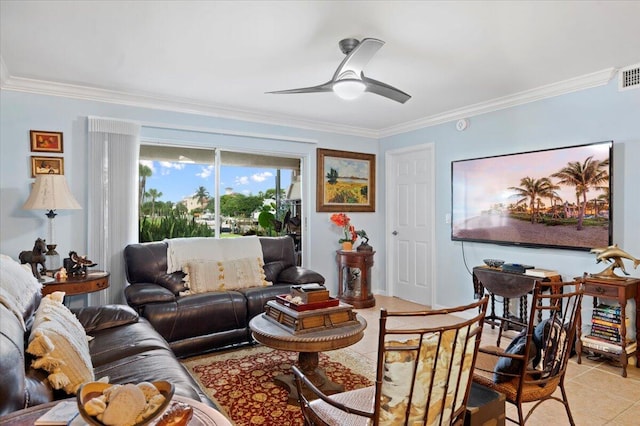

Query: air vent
left=618, top=64, right=640, bottom=91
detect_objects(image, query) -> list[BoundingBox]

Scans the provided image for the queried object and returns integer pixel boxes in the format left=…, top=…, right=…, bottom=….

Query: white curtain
left=87, top=117, right=140, bottom=305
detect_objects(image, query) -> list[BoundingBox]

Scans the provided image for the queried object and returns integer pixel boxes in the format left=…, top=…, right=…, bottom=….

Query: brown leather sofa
left=0, top=291, right=216, bottom=417
left=123, top=236, right=325, bottom=358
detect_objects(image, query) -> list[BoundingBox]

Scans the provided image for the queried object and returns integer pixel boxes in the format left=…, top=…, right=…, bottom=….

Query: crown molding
left=1, top=65, right=617, bottom=140
left=0, top=75, right=379, bottom=139
left=378, top=68, right=618, bottom=138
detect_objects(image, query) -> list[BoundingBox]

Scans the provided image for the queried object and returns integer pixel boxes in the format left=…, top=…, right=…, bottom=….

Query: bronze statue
left=19, top=238, right=47, bottom=280
left=65, top=251, right=97, bottom=276
left=590, top=244, right=640, bottom=279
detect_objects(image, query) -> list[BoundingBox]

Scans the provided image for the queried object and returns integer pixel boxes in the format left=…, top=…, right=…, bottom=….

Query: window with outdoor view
left=138, top=145, right=302, bottom=251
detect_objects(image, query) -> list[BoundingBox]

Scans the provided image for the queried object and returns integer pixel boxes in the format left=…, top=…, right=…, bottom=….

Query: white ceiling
left=1, top=1, right=639, bottom=137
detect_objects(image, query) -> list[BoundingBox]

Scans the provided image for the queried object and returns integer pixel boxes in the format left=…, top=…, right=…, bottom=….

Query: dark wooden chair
left=292, top=296, right=489, bottom=426
left=472, top=280, right=584, bottom=425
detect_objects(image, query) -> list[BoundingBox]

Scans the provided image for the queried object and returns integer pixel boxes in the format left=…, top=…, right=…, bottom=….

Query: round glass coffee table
left=249, top=312, right=367, bottom=403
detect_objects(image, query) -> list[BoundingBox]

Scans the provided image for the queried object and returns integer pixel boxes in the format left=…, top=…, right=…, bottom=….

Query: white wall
left=0, top=91, right=379, bottom=299
left=380, top=78, right=640, bottom=310
left=2, top=78, right=638, bottom=309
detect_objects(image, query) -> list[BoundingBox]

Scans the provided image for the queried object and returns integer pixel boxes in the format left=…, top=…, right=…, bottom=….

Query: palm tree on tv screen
left=509, top=177, right=554, bottom=223
left=552, top=156, right=609, bottom=231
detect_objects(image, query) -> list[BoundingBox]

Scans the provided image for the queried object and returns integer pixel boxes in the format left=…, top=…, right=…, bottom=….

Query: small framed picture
left=30, top=130, right=63, bottom=153
left=31, top=156, right=64, bottom=177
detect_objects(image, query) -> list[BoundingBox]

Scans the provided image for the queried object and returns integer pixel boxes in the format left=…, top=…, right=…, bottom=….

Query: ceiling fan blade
left=362, top=75, right=411, bottom=104
left=333, top=38, right=384, bottom=80
left=265, top=81, right=333, bottom=95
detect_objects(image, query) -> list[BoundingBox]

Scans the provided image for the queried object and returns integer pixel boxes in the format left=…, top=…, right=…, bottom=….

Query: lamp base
left=45, top=244, right=61, bottom=272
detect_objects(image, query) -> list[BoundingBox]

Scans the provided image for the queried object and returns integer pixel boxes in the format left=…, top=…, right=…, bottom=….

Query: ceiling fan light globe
left=333, top=79, right=366, bottom=100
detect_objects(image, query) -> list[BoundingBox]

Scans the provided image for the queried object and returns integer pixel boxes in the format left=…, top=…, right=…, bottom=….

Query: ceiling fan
left=267, top=38, right=411, bottom=104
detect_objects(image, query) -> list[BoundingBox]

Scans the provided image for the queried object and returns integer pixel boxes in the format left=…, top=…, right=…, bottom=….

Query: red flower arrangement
left=330, top=213, right=358, bottom=244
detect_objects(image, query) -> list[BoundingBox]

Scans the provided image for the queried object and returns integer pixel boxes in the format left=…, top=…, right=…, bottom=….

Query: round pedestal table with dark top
left=249, top=312, right=367, bottom=404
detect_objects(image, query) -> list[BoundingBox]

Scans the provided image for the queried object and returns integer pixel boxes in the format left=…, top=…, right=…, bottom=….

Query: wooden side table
left=576, top=276, right=639, bottom=377
left=472, top=266, right=561, bottom=329
left=336, top=250, right=376, bottom=309
left=41, top=270, right=109, bottom=297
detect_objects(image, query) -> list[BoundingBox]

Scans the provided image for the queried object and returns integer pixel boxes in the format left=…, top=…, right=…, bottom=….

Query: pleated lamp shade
left=23, top=174, right=82, bottom=211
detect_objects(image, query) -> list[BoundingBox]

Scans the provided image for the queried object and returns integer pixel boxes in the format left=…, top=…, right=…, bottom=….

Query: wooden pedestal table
left=249, top=311, right=367, bottom=404
left=336, top=249, right=376, bottom=308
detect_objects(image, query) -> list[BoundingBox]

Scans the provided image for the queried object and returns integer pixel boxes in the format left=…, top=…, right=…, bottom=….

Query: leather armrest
left=124, top=283, right=176, bottom=308
left=277, top=266, right=325, bottom=285
left=72, top=304, right=139, bottom=333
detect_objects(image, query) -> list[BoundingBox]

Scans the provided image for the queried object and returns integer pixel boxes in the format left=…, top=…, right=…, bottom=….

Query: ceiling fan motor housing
left=339, top=38, right=360, bottom=54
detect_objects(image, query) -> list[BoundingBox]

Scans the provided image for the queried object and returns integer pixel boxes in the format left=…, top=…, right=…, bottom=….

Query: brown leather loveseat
left=0, top=279, right=215, bottom=418
left=123, top=236, right=325, bottom=358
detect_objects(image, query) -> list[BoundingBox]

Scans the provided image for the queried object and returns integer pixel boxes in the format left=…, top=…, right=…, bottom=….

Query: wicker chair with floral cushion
left=292, top=297, right=489, bottom=426
left=472, top=280, right=584, bottom=426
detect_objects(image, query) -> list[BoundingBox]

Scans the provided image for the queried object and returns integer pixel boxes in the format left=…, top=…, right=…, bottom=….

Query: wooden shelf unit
left=576, top=276, right=639, bottom=378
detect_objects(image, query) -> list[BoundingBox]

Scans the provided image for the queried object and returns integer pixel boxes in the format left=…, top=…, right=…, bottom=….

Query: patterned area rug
left=182, top=345, right=374, bottom=425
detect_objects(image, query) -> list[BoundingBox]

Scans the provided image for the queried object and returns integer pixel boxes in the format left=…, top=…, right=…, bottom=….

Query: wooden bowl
left=77, top=381, right=174, bottom=426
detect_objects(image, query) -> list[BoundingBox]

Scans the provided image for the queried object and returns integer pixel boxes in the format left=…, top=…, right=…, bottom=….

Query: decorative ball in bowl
left=483, top=259, right=505, bottom=268
left=77, top=380, right=174, bottom=426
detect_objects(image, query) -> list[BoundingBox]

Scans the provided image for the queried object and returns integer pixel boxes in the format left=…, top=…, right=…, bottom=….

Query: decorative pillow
left=183, top=257, right=272, bottom=294
left=378, top=327, right=474, bottom=426
left=0, top=254, right=43, bottom=331
left=533, top=318, right=566, bottom=377
left=166, top=236, right=263, bottom=273
left=493, top=329, right=536, bottom=383
left=26, top=291, right=94, bottom=394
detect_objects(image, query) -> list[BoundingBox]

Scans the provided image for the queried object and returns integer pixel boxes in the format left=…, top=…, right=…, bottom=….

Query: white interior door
left=385, top=144, right=435, bottom=306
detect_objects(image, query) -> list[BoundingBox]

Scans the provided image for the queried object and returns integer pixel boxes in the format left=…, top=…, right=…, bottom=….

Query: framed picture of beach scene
left=316, top=148, right=375, bottom=212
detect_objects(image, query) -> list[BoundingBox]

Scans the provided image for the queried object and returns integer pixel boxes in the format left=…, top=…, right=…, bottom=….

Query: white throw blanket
left=0, top=254, right=43, bottom=330
left=165, top=236, right=264, bottom=273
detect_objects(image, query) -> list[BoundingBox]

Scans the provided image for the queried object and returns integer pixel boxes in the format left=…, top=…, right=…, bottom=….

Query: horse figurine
left=19, top=238, right=47, bottom=280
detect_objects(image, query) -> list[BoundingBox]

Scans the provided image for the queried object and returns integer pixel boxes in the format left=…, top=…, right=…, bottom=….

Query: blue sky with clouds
left=140, top=160, right=292, bottom=203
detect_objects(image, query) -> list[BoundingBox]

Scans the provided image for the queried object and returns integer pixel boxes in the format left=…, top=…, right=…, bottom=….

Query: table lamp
left=23, top=174, right=82, bottom=271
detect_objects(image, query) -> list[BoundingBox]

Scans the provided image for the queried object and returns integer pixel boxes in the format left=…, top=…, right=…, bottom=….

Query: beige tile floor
left=348, top=295, right=640, bottom=426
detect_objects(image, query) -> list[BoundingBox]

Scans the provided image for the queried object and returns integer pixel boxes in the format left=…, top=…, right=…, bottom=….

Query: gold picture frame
left=30, top=130, right=63, bottom=153
left=316, top=148, right=375, bottom=212
left=31, top=156, right=64, bottom=177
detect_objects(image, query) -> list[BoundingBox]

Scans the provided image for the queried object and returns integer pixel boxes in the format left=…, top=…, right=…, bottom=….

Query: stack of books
left=581, top=303, right=636, bottom=355
left=589, top=304, right=626, bottom=343
left=523, top=268, right=559, bottom=278
left=291, top=283, right=330, bottom=303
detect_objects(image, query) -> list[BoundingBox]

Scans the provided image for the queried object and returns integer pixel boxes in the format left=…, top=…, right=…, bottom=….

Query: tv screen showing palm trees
left=451, top=141, right=612, bottom=251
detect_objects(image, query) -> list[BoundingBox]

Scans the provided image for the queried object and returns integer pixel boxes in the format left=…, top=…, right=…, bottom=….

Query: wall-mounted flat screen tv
left=451, top=141, right=612, bottom=251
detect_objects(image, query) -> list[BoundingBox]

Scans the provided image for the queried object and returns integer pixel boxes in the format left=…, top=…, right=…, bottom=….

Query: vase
left=341, top=241, right=353, bottom=251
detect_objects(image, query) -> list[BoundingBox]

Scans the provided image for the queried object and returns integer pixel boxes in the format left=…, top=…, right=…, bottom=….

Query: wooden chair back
left=371, top=297, right=488, bottom=425
left=472, top=280, right=584, bottom=425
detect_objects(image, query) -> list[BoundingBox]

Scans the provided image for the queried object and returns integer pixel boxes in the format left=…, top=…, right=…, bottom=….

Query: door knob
left=392, top=231, right=398, bottom=236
